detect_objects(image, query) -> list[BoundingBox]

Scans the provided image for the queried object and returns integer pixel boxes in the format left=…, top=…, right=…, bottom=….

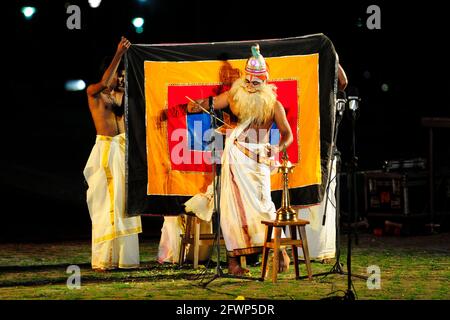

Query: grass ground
left=0, top=232, right=449, bottom=300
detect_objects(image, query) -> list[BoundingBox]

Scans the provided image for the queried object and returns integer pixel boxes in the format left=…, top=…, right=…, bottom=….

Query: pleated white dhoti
left=83, top=133, right=142, bottom=269
left=220, top=122, right=277, bottom=256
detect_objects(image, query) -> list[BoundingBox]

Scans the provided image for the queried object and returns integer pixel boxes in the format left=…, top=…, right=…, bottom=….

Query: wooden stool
left=179, top=214, right=246, bottom=269
left=260, top=219, right=313, bottom=283
left=178, top=214, right=220, bottom=268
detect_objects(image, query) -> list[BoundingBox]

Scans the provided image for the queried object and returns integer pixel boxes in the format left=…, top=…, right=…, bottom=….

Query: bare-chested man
left=83, top=37, right=142, bottom=271
left=185, top=45, right=293, bottom=275
left=87, top=37, right=130, bottom=136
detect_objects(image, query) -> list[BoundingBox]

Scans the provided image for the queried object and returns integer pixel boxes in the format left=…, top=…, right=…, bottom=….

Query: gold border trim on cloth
left=93, top=226, right=143, bottom=245
left=101, top=139, right=115, bottom=229
left=92, top=262, right=140, bottom=270
left=233, top=139, right=276, bottom=167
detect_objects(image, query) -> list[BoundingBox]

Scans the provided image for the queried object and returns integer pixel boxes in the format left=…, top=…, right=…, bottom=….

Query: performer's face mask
left=244, top=74, right=264, bottom=93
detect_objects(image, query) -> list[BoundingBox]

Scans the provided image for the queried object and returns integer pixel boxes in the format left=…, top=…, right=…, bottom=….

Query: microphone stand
left=317, top=91, right=367, bottom=300
left=314, top=94, right=345, bottom=278
left=201, top=96, right=225, bottom=287
left=343, top=104, right=358, bottom=300
left=342, top=93, right=367, bottom=300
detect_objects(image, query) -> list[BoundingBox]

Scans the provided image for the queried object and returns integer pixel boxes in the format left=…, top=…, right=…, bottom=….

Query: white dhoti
left=157, top=216, right=184, bottom=264
left=83, top=133, right=142, bottom=269
left=220, top=122, right=277, bottom=256
left=293, top=158, right=337, bottom=260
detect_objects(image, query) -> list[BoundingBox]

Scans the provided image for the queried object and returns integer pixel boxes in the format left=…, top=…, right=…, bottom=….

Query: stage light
left=88, top=0, right=102, bottom=8
left=65, top=80, right=86, bottom=92
left=132, top=17, right=145, bottom=33
left=21, top=6, right=36, bottom=20
left=381, top=83, right=389, bottom=92
left=132, top=17, right=144, bottom=28
left=356, top=17, right=363, bottom=28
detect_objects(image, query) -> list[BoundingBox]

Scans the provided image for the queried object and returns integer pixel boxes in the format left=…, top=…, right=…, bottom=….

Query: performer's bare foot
left=278, top=248, right=290, bottom=273
left=265, top=249, right=290, bottom=277
left=227, top=256, right=250, bottom=276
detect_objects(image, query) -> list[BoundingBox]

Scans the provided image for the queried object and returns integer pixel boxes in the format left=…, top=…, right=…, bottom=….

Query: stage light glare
left=65, top=80, right=86, bottom=92
left=381, top=83, right=389, bottom=92
left=21, top=6, right=36, bottom=20
left=88, top=0, right=102, bottom=8
left=132, top=17, right=145, bottom=28
left=356, top=17, right=363, bottom=28
left=135, top=26, right=144, bottom=34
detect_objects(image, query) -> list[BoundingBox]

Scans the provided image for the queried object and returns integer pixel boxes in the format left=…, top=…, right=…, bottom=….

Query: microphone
left=209, top=96, right=214, bottom=114
left=347, top=87, right=360, bottom=112
left=336, top=90, right=347, bottom=117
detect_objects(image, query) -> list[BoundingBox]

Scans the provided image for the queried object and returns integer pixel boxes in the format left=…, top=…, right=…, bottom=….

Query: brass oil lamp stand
left=275, top=148, right=297, bottom=222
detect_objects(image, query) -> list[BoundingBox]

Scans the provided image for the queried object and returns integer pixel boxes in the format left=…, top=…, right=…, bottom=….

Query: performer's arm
left=273, top=101, right=293, bottom=151
left=187, top=91, right=230, bottom=113
left=338, top=63, right=348, bottom=91
left=87, top=37, right=131, bottom=97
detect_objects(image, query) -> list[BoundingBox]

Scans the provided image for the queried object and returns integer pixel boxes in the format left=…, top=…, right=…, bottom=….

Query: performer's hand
left=117, top=36, right=131, bottom=55
left=265, top=144, right=286, bottom=157
left=187, top=100, right=203, bottom=113
left=265, top=144, right=279, bottom=157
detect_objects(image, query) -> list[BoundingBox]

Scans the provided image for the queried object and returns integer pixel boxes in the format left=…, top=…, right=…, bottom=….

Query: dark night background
left=3, top=0, right=449, bottom=242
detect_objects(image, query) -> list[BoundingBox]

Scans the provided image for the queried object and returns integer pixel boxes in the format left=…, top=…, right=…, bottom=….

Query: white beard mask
left=229, top=78, right=277, bottom=125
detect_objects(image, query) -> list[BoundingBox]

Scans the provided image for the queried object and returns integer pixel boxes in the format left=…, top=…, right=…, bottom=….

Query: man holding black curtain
left=84, top=37, right=142, bottom=271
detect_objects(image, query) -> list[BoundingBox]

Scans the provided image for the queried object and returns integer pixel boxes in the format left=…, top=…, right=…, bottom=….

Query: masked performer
left=185, top=45, right=293, bottom=275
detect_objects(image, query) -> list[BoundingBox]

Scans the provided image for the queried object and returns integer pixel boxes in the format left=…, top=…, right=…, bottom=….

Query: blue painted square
left=187, top=113, right=211, bottom=151
left=269, top=122, right=280, bottom=145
